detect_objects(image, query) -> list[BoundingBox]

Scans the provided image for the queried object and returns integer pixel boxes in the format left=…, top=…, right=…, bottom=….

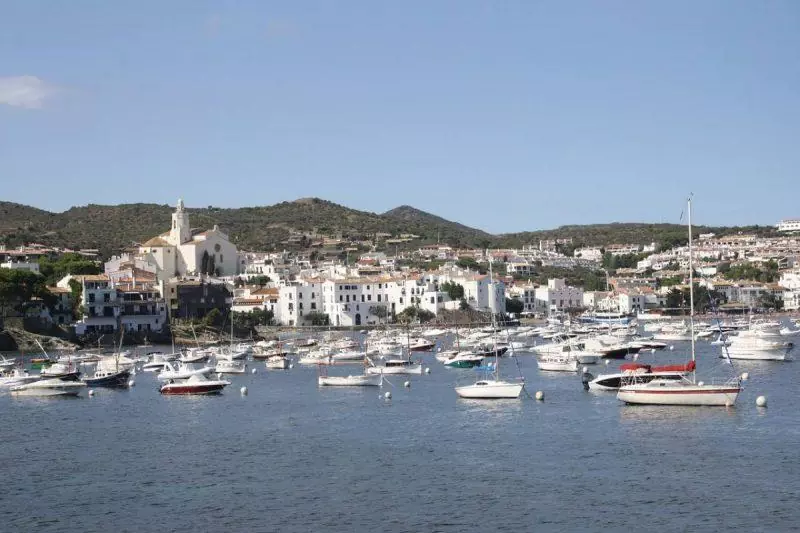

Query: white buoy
left=251, top=368, right=257, bottom=374
left=425, top=367, right=431, bottom=374
left=535, top=390, right=544, bottom=401
left=240, top=386, right=248, bottom=396
left=633, top=353, right=639, bottom=361
left=384, top=391, right=392, bottom=400
left=741, top=372, right=749, bottom=381
left=604, top=360, right=610, bottom=366
left=217, top=373, right=223, bottom=380
left=128, top=379, right=135, bottom=387
left=404, top=381, right=410, bottom=388
left=289, top=364, right=294, bottom=369
left=88, top=389, right=95, bottom=397
left=582, top=366, right=589, bottom=374
left=669, top=345, right=674, bottom=351
left=756, top=395, right=767, bottom=407
left=725, top=401, right=731, bottom=408
left=697, top=381, right=704, bottom=386
left=650, top=348, right=656, bottom=354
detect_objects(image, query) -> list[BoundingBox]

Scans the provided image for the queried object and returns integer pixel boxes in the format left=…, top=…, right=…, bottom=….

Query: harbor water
left=1, top=339, right=798, bottom=532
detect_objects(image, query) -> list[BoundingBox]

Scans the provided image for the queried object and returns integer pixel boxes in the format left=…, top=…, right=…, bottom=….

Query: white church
left=135, top=199, right=241, bottom=281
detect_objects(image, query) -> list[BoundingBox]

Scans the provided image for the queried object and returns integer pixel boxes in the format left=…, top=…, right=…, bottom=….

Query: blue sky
left=1, top=1, right=798, bottom=233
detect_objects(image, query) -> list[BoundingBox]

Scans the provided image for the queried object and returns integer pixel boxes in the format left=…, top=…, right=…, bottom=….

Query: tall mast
left=688, top=195, right=696, bottom=374
left=488, top=252, right=499, bottom=378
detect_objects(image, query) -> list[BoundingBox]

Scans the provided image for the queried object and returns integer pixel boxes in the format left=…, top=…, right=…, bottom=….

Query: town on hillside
left=2, top=200, right=800, bottom=347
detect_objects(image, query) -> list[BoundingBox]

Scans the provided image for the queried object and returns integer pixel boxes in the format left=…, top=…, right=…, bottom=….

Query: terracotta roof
left=47, top=286, right=71, bottom=294
left=251, top=288, right=279, bottom=296
left=142, top=236, right=171, bottom=247
left=73, top=274, right=110, bottom=282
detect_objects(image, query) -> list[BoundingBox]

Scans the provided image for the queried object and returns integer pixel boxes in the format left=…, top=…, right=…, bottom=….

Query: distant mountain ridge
left=0, top=198, right=777, bottom=258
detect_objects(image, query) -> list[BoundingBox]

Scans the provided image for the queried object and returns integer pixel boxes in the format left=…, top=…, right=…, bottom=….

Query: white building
left=533, top=279, right=584, bottom=313
left=777, top=219, right=800, bottom=233
left=57, top=273, right=167, bottom=335
left=137, top=199, right=241, bottom=282
left=779, top=269, right=800, bottom=311
left=574, top=248, right=603, bottom=262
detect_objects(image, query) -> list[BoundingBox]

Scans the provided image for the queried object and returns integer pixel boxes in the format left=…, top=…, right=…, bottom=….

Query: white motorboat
left=10, top=377, right=86, bottom=397
left=537, top=354, right=579, bottom=372
left=318, top=374, right=382, bottom=387
left=331, top=350, right=366, bottom=362
left=158, top=361, right=214, bottom=381
left=179, top=347, right=211, bottom=363
left=142, top=352, right=178, bottom=372
left=0, top=356, right=17, bottom=370
left=215, top=358, right=246, bottom=374
left=584, top=362, right=693, bottom=391
left=723, top=332, right=793, bottom=361
left=0, top=368, right=41, bottom=388
left=408, top=338, right=436, bottom=352
left=160, top=373, right=230, bottom=395
left=40, top=361, right=81, bottom=381
left=265, top=355, right=290, bottom=369
left=442, top=351, right=485, bottom=368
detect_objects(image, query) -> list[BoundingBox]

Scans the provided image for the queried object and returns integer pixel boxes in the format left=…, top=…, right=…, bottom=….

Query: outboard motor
left=581, top=371, right=594, bottom=391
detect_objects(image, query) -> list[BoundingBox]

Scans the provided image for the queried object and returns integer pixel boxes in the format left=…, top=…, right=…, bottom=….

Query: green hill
left=0, top=199, right=779, bottom=258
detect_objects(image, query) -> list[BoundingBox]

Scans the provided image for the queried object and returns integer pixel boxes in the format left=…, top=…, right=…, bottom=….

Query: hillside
left=0, top=198, right=493, bottom=256
left=0, top=198, right=779, bottom=258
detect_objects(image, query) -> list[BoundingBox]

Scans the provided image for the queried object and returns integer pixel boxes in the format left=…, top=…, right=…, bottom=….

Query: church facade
left=138, top=199, right=240, bottom=281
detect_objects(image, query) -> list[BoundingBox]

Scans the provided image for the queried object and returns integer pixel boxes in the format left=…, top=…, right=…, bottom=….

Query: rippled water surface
left=2, top=338, right=799, bottom=532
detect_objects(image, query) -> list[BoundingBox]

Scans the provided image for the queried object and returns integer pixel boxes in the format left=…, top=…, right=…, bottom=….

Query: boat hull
left=160, top=384, right=227, bottom=395
left=617, top=385, right=740, bottom=406
left=455, top=381, right=523, bottom=399
left=537, top=360, right=579, bottom=372
left=84, top=369, right=131, bottom=388
left=318, top=375, right=381, bottom=387
left=365, top=364, right=422, bottom=375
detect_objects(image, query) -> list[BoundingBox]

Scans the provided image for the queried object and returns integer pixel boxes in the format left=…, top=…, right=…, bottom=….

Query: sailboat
left=84, top=330, right=132, bottom=388
left=617, top=196, right=741, bottom=406
left=455, top=260, right=525, bottom=399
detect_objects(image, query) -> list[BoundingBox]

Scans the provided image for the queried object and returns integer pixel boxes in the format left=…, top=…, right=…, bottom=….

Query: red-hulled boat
left=159, top=374, right=231, bottom=395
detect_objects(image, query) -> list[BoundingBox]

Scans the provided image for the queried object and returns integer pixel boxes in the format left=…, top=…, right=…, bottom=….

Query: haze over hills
left=0, top=198, right=778, bottom=258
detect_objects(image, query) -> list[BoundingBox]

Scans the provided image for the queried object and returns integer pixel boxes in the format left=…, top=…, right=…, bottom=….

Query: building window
left=220, top=254, right=223, bottom=263
left=367, top=295, right=371, bottom=301
left=311, top=303, right=316, bottom=310
left=361, top=295, right=365, bottom=302
left=377, top=295, right=381, bottom=302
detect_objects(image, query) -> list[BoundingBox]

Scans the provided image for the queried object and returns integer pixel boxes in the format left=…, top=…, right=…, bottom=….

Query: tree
left=201, top=251, right=210, bottom=275
left=369, top=305, right=388, bottom=324
left=304, top=311, right=330, bottom=326
left=459, top=299, right=471, bottom=311
left=0, top=269, right=53, bottom=317
left=758, top=292, right=783, bottom=311
left=505, top=297, right=524, bottom=314
left=441, top=281, right=464, bottom=301
left=68, top=278, right=84, bottom=319
left=203, top=308, right=223, bottom=328
left=250, top=275, right=271, bottom=287
left=38, top=253, right=101, bottom=285
left=396, top=306, right=435, bottom=324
